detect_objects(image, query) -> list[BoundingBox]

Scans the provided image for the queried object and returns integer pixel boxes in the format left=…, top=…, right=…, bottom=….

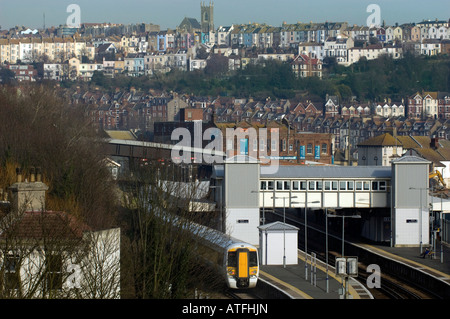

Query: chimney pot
left=36, top=167, right=42, bottom=182
left=16, top=167, right=23, bottom=183
left=30, top=167, right=36, bottom=182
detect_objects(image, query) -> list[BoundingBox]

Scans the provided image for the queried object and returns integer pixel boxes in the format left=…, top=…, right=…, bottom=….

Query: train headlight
left=250, top=267, right=258, bottom=276
left=227, top=268, right=236, bottom=276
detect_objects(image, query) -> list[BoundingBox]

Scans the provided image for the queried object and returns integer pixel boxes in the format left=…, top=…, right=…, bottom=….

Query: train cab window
left=276, top=181, right=283, bottom=190
left=249, top=251, right=258, bottom=267
left=284, top=181, right=290, bottom=190
left=324, top=181, right=331, bottom=190
left=292, top=181, right=299, bottom=190
left=316, top=181, right=323, bottom=190
left=227, top=252, right=237, bottom=267
left=308, top=181, right=315, bottom=190
left=347, top=181, right=354, bottom=190
left=300, top=181, right=307, bottom=190
left=372, top=181, right=378, bottom=191
left=267, top=181, right=274, bottom=190
left=260, top=181, right=267, bottom=190
left=363, top=181, right=370, bottom=190
left=332, top=181, right=338, bottom=190
left=356, top=181, right=362, bottom=190
left=339, top=181, right=346, bottom=190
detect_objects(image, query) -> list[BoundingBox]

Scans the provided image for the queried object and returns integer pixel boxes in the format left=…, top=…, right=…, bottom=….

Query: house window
left=324, top=181, right=331, bottom=190
left=300, top=181, right=307, bottom=190
left=267, top=181, right=274, bottom=190
left=284, top=181, right=290, bottom=190
left=321, top=143, right=328, bottom=154
left=308, top=181, right=315, bottom=190
left=260, top=181, right=267, bottom=190
left=45, top=253, right=63, bottom=291
left=307, top=143, right=313, bottom=154
left=271, top=139, right=277, bottom=151
left=4, top=254, right=20, bottom=291
left=292, top=181, right=299, bottom=190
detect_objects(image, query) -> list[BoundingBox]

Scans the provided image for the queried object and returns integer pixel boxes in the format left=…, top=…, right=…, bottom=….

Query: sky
left=0, top=0, right=448, bottom=30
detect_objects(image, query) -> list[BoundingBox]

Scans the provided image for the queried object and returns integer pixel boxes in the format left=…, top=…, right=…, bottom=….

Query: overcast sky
left=0, top=0, right=448, bottom=30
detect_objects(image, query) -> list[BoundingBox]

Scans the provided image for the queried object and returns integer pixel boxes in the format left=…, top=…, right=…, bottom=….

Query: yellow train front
left=224, top=243, right=259, bottom=289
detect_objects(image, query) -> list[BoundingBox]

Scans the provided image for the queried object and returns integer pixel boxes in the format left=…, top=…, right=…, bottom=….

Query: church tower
left=201, top=1, right=214, bottom=33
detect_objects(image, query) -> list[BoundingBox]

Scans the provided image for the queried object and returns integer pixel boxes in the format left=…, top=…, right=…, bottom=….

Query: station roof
left=260, top=165, right=392, bottom=179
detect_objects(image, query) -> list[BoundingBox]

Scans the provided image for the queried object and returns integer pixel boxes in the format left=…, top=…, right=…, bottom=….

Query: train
left=190, top=221, right=259, bottom=289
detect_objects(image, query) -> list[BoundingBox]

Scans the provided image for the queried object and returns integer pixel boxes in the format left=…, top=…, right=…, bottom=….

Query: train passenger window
left=308, top=181, right=315, bottom=190
left=284, top=181, right=290, bottom=190
left=260, top=181, right=267, bottom=190
left=347, top=181, right=354, bottom=190
left=300, top=181, right=307, bottom=190
left=372, top=181, right=378, bottom=191
left=364, top=181, right=370, bottom=190
left=379, top=181, right=386, bottom=191
left=324, top=181, right=331, bottom=190
left=332, top=181, right=338, bottom=190
left=339, top=181, right=346, bottom=190
left=316, top=181, right=323, bottom=190
left=276, top=181, right=283, bottom=190
left=292, top=181, right=299, bottom=190
left=356, top=181, right=362, bottom=190
left=249, top=252, right=258, bottom=267
left=268, top=181, right=274, bottom=190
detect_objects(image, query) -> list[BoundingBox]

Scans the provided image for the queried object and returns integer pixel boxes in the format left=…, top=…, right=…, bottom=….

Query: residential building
left=291, top=54, right=323, bottom=78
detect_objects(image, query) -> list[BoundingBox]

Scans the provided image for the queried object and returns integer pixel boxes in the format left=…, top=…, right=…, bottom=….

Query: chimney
left=9, top=167, right=49, bottom=213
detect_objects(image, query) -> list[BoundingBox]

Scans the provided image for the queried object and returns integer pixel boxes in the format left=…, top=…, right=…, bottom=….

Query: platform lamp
left=292, top=199, right=319, bottom=281
left=326, top=213, right=361, bottom=257
left=271, top=196, right=288, bottom=268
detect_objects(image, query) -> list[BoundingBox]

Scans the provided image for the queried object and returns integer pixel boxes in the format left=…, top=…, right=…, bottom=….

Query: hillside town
left=0, top=2, right=449, bottom=81
left=0, top=3, right=449, bottom=175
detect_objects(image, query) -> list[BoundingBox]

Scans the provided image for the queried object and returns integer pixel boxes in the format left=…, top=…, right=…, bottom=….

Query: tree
left=119, top=162, right=223, bottom=299
left=0, top=84, right=118, bottom=230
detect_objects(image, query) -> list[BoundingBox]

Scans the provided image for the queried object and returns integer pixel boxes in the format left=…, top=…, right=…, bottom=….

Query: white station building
left=210, top=155, right=438, bottom=249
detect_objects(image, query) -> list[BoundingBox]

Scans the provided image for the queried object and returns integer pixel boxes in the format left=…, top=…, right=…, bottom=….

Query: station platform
left=356, top=241, right=450, bottom=283
left=258, top=251, right=373, bottom=299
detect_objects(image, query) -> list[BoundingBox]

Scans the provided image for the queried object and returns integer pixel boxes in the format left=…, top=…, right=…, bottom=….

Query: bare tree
left=120, top=161, right=223, bottom=299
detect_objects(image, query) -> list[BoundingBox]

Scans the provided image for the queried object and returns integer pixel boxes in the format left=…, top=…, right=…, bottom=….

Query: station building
left=210, top=154, right=435, bottom=248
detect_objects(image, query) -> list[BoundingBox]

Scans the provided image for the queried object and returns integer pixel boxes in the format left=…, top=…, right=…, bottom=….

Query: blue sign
left=299, top=145, right=305, bottom=159
left=315, top=145, right=320, bottom=159
left=240, top=138, right=248, bottom=155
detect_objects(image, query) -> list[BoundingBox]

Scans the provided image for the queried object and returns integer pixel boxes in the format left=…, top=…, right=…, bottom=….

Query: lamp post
left=270, top=195, right=299, bottom=268
left=327, top=213, right=361, bottom=257
left=327, top=212, right=361, bottom=296
left=271, top=196, right=288, bottom=267
left=292, top=199, right=319, bottom=280
left=409, top=186, right=430, bottom=254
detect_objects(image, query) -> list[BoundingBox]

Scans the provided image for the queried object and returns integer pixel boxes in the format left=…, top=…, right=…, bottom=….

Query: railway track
left=224, top=289, right=261, bottom=299
left=267, top=210, right=439, bottom=299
